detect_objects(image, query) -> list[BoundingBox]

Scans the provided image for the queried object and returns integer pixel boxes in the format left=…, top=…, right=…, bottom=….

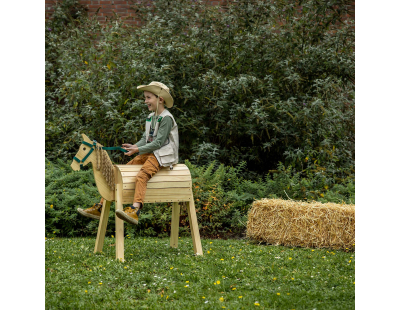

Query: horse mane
left=94, top=142, right=115, bottom=191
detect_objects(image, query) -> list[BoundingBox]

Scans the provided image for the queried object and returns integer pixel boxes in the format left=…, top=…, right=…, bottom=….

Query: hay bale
left=246, top=198, right=355, bottom=250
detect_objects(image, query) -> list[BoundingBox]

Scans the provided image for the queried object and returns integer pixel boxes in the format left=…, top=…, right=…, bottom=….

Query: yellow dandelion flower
left=239, top=296, right=243, bottom=298
left=291, top=278, right=294, bottom=280
left=214, top=282, right=216, bottom=285
left=210, top=242, right=213, bottom=244
left=219, top=297, right=224, bottom=302
left=311, top=250, right=314, bottom=252
left=207, top=251, right=210, bottom=254
left=232, top=287, right=236, bottom=290
left=85, top=290, right=88, bottom=293
left=50, top=205, right=53, bottom=208
left=88, top=282, right=91, bottom=284
left=287, top=293, right=290, bottom=295
left=217, top=280, right=220, bottom=284
left=273, top=277, right=277, bottom=280
left=99, top=283, right=102, bottom=285
left=220, top=258, right=224, bottom=261
left=111, top=235, right=114, bottom=238
left=202, top=296, right=205, bottom=299
left=170, top=267, right=174, bottom=269
left=186, top=281, right=189, bottom=283
left=289, top=257, right=292, bottom=260
left=232, top=256, right=235, bottom=259
left=277, top=293, right=280, bottom=296
left=254, top=302, right=260, bottom=306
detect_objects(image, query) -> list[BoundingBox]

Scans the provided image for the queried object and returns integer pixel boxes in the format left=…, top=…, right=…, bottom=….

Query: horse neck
left=90, top=146, right=111, bottom=170
left=89, top=146, right=115, bottom=201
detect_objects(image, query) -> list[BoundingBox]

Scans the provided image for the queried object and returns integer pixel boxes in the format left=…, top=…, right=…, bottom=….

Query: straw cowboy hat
left=137, top=81, right=174, bottom=108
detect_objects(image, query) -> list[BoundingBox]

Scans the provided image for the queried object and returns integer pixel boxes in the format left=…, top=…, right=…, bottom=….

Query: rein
left=73, top=140, right=127, bottom=169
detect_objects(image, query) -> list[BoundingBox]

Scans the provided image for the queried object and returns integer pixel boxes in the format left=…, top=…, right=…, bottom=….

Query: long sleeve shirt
left=135, top=116, right=173, bottom=155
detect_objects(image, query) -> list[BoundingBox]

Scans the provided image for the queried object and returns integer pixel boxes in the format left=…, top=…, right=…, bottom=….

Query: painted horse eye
left=83, top=147, right=86, bottom=151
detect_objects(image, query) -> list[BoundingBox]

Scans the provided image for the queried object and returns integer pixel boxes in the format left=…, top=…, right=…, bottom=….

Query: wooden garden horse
left=71, top=134, right=203, bottom=261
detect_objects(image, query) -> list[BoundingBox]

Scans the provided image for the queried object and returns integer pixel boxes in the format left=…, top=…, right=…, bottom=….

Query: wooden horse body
left=71, top=134, right=203, bottom=261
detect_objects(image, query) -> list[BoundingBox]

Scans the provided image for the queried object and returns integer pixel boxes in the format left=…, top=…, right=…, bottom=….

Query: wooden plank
left=121, top=170, right=191, bottom=177
left=94, top=200, right=111, bottom=253
left=117, top=165, right=189, bottom=171
left=187, top=198, right=203, bottom=256
left=121, top=197, right=191, bottom=204
left=123, top=193, right=192, bottom=201
left=123, top=175, right=192, bottom=183
left=122, top=193, right=192, bottom=203
left=170, top=202, right=180, bottom=248
left=115, top=183, right=124, bottom=262
left=123, top=181, right=192, bottom=190
left=114, top=166, right=123, bottom=185
left=123, top=188, right=191, bottom=197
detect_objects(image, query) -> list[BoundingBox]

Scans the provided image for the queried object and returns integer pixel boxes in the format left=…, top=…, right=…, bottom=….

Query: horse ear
left=81, top=134, right=92, bottom=143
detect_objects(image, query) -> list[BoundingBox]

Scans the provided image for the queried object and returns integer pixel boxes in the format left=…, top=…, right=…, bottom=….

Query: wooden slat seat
left=115, top=164, right=193, bottom=203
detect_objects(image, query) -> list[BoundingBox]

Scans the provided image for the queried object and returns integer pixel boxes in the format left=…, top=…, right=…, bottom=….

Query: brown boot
left=77, top=203, right=102, bottom=220
left=115, top=206, right=140, bottom=225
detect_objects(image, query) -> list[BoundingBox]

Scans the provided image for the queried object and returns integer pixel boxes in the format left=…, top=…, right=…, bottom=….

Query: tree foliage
left=45, top=0, right=354, bottom=181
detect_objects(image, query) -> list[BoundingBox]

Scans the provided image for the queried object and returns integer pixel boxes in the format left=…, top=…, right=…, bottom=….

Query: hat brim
left=137, top=85, right=174, bottom=108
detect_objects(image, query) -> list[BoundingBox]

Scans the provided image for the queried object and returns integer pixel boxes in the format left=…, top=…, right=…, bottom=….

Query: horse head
left=71, top=134, right=96, bottom=171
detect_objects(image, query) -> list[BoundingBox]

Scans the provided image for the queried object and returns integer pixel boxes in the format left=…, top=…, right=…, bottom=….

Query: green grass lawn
left=45, top=236, right=355, bottom=309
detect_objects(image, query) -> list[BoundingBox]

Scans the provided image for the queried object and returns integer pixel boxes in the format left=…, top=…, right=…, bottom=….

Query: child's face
left=144, top=91, right=163, bottom=111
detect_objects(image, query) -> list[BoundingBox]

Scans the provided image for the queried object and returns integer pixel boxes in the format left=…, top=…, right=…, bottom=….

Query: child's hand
left=122, top=144, right=139, bottom=156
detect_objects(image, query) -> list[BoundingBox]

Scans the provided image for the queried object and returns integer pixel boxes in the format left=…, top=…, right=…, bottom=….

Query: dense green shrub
left=45, top=0, right=355, bottom=181
left=45, top=159, right=354, bottom=238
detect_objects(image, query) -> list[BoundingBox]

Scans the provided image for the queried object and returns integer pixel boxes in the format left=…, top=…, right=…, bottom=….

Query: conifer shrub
left=45, top=0, right=355, bottom=182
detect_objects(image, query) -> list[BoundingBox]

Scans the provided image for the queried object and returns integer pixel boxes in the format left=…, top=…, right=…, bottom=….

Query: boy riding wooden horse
left=78, top=81, right=179, bottom=225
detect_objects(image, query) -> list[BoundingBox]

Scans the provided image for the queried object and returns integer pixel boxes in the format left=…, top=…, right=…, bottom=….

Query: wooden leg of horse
left=170, top=202, right=181, bottom=248
left=115, top=183, right=124, bottom=262
left=187, top=197, right=203, bottom=255
left=94, top=199, right=111, bottom=253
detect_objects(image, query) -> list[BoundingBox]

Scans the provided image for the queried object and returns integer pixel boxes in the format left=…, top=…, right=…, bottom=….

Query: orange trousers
left=126, top=153, right=161, bottom=206
left=98, top=153, right=161, bottom=208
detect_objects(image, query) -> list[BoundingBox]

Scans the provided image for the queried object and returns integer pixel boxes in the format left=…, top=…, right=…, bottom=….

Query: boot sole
left=115, top=210, right=138, bottom=225
left=77, top=208, right=100, bottom=220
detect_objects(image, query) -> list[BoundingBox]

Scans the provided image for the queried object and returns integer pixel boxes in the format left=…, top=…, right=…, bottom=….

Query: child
left=77, top=81, right=179, bottom=224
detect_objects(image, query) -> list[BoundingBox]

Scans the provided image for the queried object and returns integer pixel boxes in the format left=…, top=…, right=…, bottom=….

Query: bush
left=45, top=0, right=355, bottom=181
left=45, top=159, right=354, bottom=238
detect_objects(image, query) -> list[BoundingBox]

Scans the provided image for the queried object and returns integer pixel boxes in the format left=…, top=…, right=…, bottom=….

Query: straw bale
left=246, top=198, right=355, bottom=250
